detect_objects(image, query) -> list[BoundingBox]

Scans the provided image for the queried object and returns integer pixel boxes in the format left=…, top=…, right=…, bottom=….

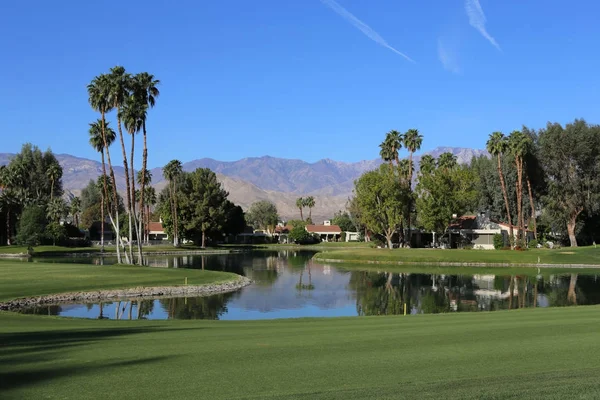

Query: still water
left=21, top=251, right=600, bottom=320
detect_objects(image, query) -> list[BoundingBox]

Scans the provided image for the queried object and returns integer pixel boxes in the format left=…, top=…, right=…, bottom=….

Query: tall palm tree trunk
left=526, top=174, right=537, bottom=240
left=138, top=122, right=148, bottom=248
left=116, top=118, right=134, bottom=262
left=496, top=155, right=514, bottom=246
left=130, top=132, right=143, bottom=263
left=6, top=208, right=11, bottom=246
left=100, top=151, right=106, bottom=251
left=515, top=157, right=524, bottom=246
left=173, top=179, right=179, bottom=247
left=100, top=113, right=127, bottom=264
left=168, top=181, right=176, bottom=246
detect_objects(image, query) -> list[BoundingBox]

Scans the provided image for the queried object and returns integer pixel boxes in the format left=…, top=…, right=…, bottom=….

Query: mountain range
left=0, top=147, right=488, bottom=222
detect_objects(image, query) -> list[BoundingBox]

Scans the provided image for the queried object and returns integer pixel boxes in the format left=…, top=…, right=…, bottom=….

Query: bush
left=528, top=239, right=539, bottom=249
left=493, top=233, right=505, bottom=250
left=289, top=225, right=313, bottom=244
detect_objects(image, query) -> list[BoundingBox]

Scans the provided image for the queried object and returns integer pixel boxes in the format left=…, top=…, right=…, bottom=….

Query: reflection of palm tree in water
left=296, top=262, right=314, bottom=291
left=567, top=274, right=578, bottom=305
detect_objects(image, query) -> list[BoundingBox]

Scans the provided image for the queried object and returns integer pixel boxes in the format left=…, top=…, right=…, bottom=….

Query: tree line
left=349, top=119, right=600, bottom=248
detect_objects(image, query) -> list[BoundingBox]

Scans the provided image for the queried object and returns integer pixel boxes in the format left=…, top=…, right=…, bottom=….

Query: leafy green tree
left=539, top=119, right=600, bottom=246
left=289, top=224, right=312, bottom=244
left=222, top=201, right=246, bottom=237
left=246, top=200, right=279, bottom=234
left=45, top=222, right=67, bottom=246
left=416, top=161, right=478, bottom=238
left=331, top=210, right=356, bottom=232
left=176, top=168, right=230, bottom=248
left=163, top=159, right=183, bottom=246
left=16, top=205, right=47, bottom=247
left=354, top=165, right=409, bottom=249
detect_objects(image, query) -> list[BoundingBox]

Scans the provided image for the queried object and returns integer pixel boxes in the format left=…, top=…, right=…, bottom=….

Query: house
left=306, top=221, right=342, bottom=242
left=345, top=232, right=360, bottom=242
left=148, top=221, right=168, bottom=241
left=274, top=224, right=293, bottom=244
left=448, top=213, right=535, bottom=249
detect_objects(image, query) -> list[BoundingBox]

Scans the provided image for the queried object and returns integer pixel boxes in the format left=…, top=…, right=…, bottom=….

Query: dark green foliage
left=331, top=210, right=356, bottom=232
left=493, top=233, right=505, bottom=249
left=45, top=222, right=67, bottom=246
left=288, top=225, right=313, bottom=244
left=539, top=119, right=600, bottom=247
left=528, top=239, right=539, bottom=249
left=245, top=200, right=278, bottom=233
left=16, top=205, right=48, bottom=247
left=222, top=201, right=246, bottom=236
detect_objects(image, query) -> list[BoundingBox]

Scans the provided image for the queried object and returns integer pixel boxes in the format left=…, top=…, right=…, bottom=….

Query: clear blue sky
left=1, top=0, right=599, bottom=167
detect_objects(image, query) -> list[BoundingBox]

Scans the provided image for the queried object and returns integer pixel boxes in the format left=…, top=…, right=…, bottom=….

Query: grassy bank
left=314, top=246, right=600, bottom=266
left=0, top=261, right=239, bottom=302
left=2, top=307, right=600, bottom=399
left=0, top=244, right=237, bottom=257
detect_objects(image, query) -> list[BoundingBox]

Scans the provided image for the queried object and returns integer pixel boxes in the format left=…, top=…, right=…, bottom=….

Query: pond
left=20, top=250, right=600, bottom=320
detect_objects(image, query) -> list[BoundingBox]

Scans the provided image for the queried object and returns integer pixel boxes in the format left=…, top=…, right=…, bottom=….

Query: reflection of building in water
left=322, top=265, right=331, bottom=275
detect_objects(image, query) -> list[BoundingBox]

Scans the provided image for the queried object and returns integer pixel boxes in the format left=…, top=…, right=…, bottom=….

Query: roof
left=274, top=225, right=293, bottom=234
left=148, top=222, right=164, bottom=232
left=448, top=216, right=477, bottom=230
left=306, top=224, right=342, bottom=234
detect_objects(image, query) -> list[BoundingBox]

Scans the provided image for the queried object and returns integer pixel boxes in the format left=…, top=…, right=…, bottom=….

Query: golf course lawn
left=2, top=307, right=600, bottom=399
left=314, top=246, right=600, bottom=266
left=2, top=260, right=600, bottom=399
left=0, top=260, right=239, bottom=302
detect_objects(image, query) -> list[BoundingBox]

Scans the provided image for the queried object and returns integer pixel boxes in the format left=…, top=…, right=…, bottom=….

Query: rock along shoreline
left=0, top=276, right=252, bottom=312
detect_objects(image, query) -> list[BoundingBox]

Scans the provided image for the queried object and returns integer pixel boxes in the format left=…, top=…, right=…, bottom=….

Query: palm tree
left=296, top=197, right=305, bottom=221
left=108, top=66, right=135, bottom=261
left=437, top=152, right=457, bottom=170
left=0, top=166, right=17, bottom=245
left=486, top=132, right=513, bottom=245
left=47, top=198, right=67, bottom=223
left=144, top=186, right=157, bottom=243
left=403, top=129, right=423, bottom=184
left=89, top=120, right=117, bottom=252
left=163, top=160, right=183, bottom=246
left=136, top=169, right=152, bottom=244
left=398, top=159, right=412, bottom=181
left=88, top=73, right=129, bottom=263
left=132, top=72, right=160, bottom=248
left=70, top=197, right=81, bottom=227
left=508, top=130, right=529, bottom=246
left=379, top=130, right=403, bottom=171
left=304, top=196, right=315, bottom=222
left=419, top=155, right=436, bottom=175
left=121, top=94, right=146, bottom=261
left=46, top=163, right=61, bottom=201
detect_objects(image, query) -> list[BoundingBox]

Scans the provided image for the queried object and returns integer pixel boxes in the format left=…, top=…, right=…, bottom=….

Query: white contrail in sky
left=319, top=0, right=415, bottom=63
left=465, top=0, right=501, bottom=51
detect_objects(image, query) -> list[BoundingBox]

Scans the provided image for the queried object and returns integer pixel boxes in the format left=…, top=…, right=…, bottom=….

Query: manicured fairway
left=2, top=307, right=600, bottom=399
left=0, top=261, right=238, bottom=302
left=315, top=246, right=600, bottom=266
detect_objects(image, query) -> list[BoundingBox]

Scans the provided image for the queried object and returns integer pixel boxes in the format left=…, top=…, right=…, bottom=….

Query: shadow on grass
left=0, top=326, right=185, bottom=394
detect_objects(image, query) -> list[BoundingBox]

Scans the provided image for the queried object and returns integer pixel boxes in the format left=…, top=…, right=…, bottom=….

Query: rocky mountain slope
left=0, top=147, right=487, bottom=221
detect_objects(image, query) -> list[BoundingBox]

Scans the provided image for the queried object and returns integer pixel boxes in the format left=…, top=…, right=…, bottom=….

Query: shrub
left=493, top=233, right=505, bottom=250
left=528, top=239, right=539, bottom=249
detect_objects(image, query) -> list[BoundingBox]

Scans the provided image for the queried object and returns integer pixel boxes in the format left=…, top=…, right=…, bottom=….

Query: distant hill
left=0, top=147, right=487, bottom=221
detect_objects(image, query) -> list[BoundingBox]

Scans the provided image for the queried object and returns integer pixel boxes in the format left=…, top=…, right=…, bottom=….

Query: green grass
left=2, top=307, right=600, bottom=399
left=0, top=261, right=239, bottom=302
left=314, top=246, right=600, bottom=266
left=0, top=244, right=236, bottom=256
left=332, top=262, right=600, bottom=277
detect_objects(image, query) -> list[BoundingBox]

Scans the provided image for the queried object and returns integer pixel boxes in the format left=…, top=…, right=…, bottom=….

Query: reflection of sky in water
left=27, top=251, right=600, bottom=320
